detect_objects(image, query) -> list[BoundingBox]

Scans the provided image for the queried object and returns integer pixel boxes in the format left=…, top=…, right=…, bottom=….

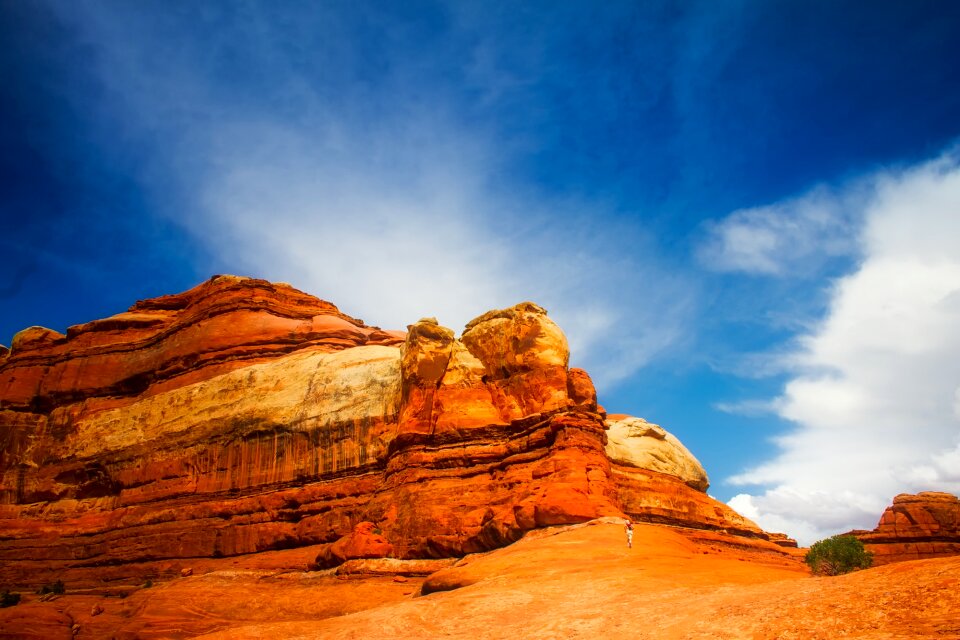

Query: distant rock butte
left=850, top=492, right=960, bottom=565
left=0, top=276, right=792, bottom=588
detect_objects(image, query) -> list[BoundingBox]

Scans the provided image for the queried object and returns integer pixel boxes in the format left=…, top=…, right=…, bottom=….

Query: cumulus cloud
left=727, top=152, right=960, bottom=544
left=47, top=2, right=693, bottom=389
left=697, top=185, right=864, bottom=276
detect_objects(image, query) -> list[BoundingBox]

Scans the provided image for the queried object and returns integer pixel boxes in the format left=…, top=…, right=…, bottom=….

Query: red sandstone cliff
left=0, top=276, right=787, bottom=590
left=850, top=492, right=960, bottom=565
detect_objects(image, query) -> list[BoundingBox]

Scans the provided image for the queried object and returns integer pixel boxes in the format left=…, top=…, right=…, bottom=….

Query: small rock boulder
left=315, top=522, right=393, bottom=569
left=10, top=326, right=65, bottom=353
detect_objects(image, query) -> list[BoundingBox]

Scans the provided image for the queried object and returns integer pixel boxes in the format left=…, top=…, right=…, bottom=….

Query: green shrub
left=143, top=580, right=153, bottom=589
left=0, top=591, right=20, bottom=608
left=805, top=535, right=873, bottom=576
left=38, top=579, right=65, bottom=596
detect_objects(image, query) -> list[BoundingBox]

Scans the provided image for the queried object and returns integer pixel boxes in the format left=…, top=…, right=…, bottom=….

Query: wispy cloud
left=726, top=151, right=960, bottom=544
left=696, top=185, right=864, bottom=276
left=713, top=398, right=782, bottom=417
left=47, top=2, right=695, bottom=389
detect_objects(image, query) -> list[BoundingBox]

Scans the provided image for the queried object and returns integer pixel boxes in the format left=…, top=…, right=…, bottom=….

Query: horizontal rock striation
left=604, top=414, right=792, bottom=545
left=0, top=277, right=783, bottom=589
left=850, top=492, right=960, bottom=565
left=0, top=275, right=403, bottom=415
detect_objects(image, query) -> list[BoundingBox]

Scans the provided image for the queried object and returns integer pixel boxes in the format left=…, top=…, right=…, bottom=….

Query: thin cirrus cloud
left=186, top=116, right=694, bottom=389
left=696, top=184, right=865, bottom=277
left=723, top=151, right=960, bottom=545
left=46, top=2, right=694, bottom=390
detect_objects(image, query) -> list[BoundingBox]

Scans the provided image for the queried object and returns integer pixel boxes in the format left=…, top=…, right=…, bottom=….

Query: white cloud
left=697, top=185, right=863, bottom=275
left=727, top=152, right=960, bottom=544
left=49, top=3, right=694, bottom=389
left=187, top=123, right=694, bottom=388
left=713, top=398, right=783, bottom=417
left=729, top=489, right=886, bottom=544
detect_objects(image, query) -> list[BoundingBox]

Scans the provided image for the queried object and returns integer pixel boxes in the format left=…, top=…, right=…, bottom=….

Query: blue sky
left=3, top=1, right=960, bottom=543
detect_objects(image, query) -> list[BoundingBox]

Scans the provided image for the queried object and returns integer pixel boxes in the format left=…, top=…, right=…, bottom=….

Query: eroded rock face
left=0, top=277, right=772, bottom=588
left=599, top=416, right=795, bottom=544
left=460, top=302, right=571, bottom=420
left=0, top=274, right=403, bottom=412
left=605, top=415, right=709, bottom=492
left=850, top=492, right=960, bottom=565
left=315, top=521, right=394, bottom=569
left=610, top=464, right=773, bottom=540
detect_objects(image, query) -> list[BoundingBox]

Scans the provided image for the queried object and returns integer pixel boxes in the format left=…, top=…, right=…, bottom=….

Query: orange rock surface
left=850, top=491, right=960, bottom=565
left=314, top=521, right=393, bottom=569
left=0, top=275, right=401, bottom=411
left=1, top=277, right=779, bottom=595
left=1, top=520, right=955, bottom=640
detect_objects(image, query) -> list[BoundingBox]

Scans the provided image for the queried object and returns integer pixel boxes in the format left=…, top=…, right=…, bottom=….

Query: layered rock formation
left=0, top=276, right=785, bottom=589
left=850, top=492, right=960, bottom=565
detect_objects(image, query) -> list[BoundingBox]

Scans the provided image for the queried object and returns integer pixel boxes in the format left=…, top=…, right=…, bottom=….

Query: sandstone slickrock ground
left=3, top=520, right=955, bottom=640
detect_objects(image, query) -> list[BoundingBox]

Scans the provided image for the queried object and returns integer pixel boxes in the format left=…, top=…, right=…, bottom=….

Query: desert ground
left=2, top=519, right=957, bottom=640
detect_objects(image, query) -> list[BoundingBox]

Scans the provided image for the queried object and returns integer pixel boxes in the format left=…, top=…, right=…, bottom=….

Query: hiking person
left=625, top=519, right=634, bottom=549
